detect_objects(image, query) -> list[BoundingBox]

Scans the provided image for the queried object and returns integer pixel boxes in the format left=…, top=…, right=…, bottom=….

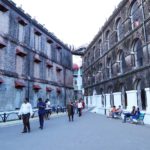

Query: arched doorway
left=134, top=79, right=146, bottom=110
left=120, top=84, right=127, bottom=109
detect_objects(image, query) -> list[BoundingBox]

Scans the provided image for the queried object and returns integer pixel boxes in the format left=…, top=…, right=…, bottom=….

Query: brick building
left=0, top=0, right=73, bottom=111
left=83, top=0, right=150, bottom=124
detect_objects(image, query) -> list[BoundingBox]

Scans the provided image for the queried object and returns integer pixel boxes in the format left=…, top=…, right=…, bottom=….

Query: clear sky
left=13, top=0, right=122, bottom=49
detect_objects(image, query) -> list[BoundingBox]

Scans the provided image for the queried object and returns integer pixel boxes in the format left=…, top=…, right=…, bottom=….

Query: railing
left=0, top=109, right=38, bottom=122
left=0, top=106, right=66, bottom=123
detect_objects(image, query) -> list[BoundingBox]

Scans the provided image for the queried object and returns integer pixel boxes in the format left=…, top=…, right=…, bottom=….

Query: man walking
left=37, top=98, right=46, bottom=129
left=67, top=101, right=74, bottom=121
left=18, top=98, right=33, bottom=133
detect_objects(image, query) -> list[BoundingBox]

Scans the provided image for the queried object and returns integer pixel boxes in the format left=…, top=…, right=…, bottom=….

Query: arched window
left=107, top=86, right=114, bottom=107
left=87, top=52, right=90, bottom=65
left=105, top=30, right=110, bottom=50
left=74, top=79, right=77, bottom=85
left=93, top=46, right=96, bottom=60
left=100, top=88, right=105, bottom=107
left=120, top=85, right=127, bottom=109
left=116, top=18, right=122, bottom=41
left=130, top=0, right=142, bottom=29
left=132, top=39, right=143, bottom=67
left=134, top=80, right=147, bottom=110
left=117, top=51, right=126, bottom=74
left=99, top=39, right=102, bottom=56
left=107, top=58, right=112, bottom=78
left=98, top=63, right=103, bottom=81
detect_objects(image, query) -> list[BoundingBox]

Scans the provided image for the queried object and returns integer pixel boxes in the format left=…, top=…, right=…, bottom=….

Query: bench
left=132, top=113, right=145, bottom=125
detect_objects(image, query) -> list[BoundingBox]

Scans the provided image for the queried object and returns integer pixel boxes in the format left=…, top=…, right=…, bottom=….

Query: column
left=97, top=95, right=105, bottom=115
left=144, top=88, right=150, bottom=124
left=126, top=90, right=137, bottom=111
left=105, top=94, right=111, bottom=115
left=88, top=96, right=93, bottom=107
left=92, top=95, right=97, bottom=107
left=113, top=92, right=122, bottom=107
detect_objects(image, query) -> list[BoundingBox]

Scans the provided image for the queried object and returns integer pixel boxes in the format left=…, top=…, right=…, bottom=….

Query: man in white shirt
left=77, top=100, right=83, bottom=117
left=18, top=98, right=33, bottom=133
left=45, top=99, right=51, bottom=120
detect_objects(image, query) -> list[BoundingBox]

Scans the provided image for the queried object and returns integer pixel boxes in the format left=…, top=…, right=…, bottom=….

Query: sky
left=13, top=0, right=122, bottom=48
left=12, top=0, right=122, bottom=67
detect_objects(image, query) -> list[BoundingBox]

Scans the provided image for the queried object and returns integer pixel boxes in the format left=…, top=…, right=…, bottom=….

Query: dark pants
left=78, top=108, right=82, bottom=117
left=123, top=113, right=131, bottom=123
left=68, top=114, right=74, bottom=121
left=39, top=114, right=44, bottom=129
left=22, top=113, right=30, bottom=132
left=45, top=110, right=50, bottom=120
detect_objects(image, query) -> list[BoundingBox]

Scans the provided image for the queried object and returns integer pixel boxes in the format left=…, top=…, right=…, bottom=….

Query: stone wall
left=0, top=0, right=73, bottom=111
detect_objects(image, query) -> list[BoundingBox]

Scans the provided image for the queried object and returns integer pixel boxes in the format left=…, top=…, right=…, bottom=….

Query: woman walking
left=67, top=101, right=74, bottom=121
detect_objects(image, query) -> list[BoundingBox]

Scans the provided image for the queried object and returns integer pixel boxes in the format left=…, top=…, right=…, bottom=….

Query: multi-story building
left=83, top=0, right=150, bottom=124
left=73, top=63, right=83, bottom=100
left=0, top=0, right=73, bottom=111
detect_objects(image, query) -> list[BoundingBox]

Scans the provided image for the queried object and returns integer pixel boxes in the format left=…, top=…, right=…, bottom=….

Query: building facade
left=83, top=0, right=150, bottom=124
left=0, top=0, right=73, bottom=111
left=73, top=64, right=83, bottom=100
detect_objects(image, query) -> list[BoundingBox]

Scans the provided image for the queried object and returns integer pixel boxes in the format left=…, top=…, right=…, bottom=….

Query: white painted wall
left=89, top=89, right=150, bottom=125
left=92, top=95, right=97, bottom=107
left=113, top=92, right=122, bottom=107
left=144, top=88, right=150, bottom=124
left=105, top=94, right=111, bottom=115
left=126, top=90, right=137, bottom=111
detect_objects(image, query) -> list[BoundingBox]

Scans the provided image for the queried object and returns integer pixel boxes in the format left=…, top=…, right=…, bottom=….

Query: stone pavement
left=0, top=112, right=150, bottom=150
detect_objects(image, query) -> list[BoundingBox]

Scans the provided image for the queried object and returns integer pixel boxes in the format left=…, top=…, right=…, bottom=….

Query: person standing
left=67, top=101, right=74, bottom=121
left=18, top=98, right=33, bottom=133
left=45, top=99, right=51, bottom=120
left=78, top=100, right=83, bottom=117
left=37, top=98, right=46, bottom=129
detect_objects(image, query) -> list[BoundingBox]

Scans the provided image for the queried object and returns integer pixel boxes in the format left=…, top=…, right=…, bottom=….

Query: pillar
left=126, top=90, right=137, bottom=110
left=144, top=88, right=150, bottom=124
left=113, top=92, right=122, bottom=108
left=105, top=94, right=111, bottom=115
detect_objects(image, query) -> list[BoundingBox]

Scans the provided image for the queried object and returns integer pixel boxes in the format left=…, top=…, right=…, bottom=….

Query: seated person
left=131, top=107, right=140, bottom=122
left=114, top=105, right=122, bottom=117
left=108, top=106, right=117, bottom=118
left=123, top=106, right=136, bottom=123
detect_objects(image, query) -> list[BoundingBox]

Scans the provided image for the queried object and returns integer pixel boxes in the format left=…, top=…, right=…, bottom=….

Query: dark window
left=130, top=0, right=143, bottom=29
left=125, top=92, right=127, bottom=109
left=105, top=30, right=110, bottom=50
left=132, top=39, right=143, bottom=67
left=116, top=18, right=122, bottom=41
left=141, top=89, right=147, bottom=110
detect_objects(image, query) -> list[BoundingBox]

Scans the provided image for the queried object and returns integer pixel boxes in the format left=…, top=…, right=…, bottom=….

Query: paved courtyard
left=0, top=112, right=150, bottom=150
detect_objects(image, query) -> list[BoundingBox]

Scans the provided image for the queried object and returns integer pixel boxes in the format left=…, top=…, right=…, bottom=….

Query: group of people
left=18, top=98, right=51, bottom=133
left=108, top=105, right=122, bottom=118
left=108, top=105, right=141, bottom=123
left=18, top=97, right=86, bottom=133
left=123, top=106, right=140, bottom=123
left=67, top=99, right=85, bottom=122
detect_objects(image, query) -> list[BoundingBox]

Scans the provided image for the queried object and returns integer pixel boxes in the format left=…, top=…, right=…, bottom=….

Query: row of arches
left=84, top=37, right=144, bottom=86
left=85, top=78, right=147, bottom=111
left=84, top=0, right=144, bottom=68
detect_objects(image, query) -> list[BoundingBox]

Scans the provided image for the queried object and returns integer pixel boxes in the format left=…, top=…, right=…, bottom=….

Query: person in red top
left=82, top=100, right=85, bottom=109
left=108, top=106, right=117, bottom=118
